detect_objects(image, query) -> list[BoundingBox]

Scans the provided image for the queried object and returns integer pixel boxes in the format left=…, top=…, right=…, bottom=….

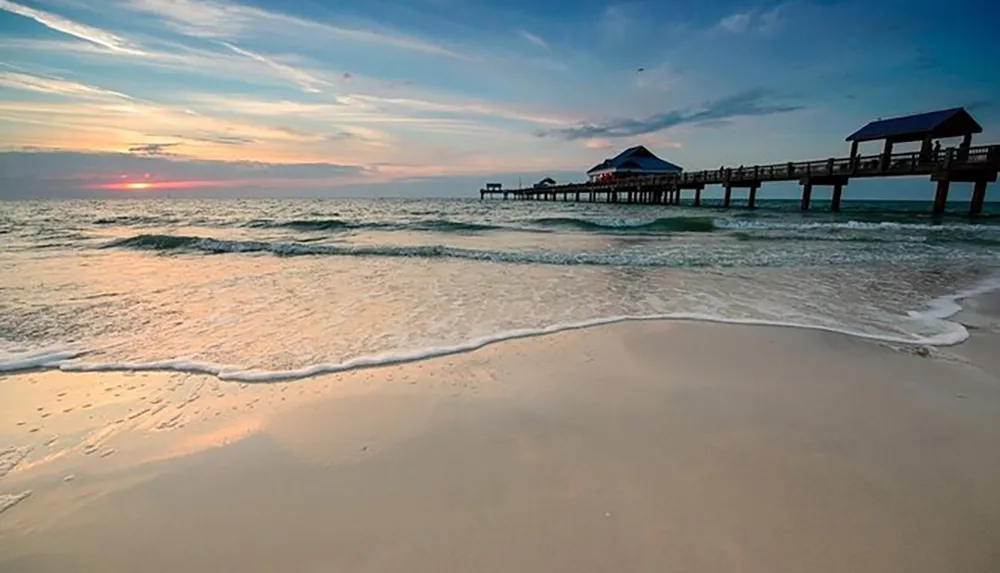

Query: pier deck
left=481, top=145, right=1000, bottom=215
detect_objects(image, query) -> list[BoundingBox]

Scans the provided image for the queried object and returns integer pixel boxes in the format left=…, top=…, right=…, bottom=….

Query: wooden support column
left=831, top=183, right=843, bottom=212
left=970, top=181, right=987, bottom=216
left=673, top=190, right=681, bottom=205
left=800, top=182, right=812, bottom=211
left=575, top=191, right=580, bottom=202
left=694, top=188, right=701, bottom=207
left=723, top=185, right=732, bottom=208
left=933, top=180, right=949, bottom=215
left=747, top=185, right=758, bottom=209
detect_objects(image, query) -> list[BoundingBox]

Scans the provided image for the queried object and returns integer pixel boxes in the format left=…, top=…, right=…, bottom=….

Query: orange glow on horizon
left=96, top=180, right=232, bottom=191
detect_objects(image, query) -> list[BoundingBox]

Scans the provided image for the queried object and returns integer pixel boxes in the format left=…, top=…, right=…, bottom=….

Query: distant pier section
left=480, top=107, right=1000, bottom=215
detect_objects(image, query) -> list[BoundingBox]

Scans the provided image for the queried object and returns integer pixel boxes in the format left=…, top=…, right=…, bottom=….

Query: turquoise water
left=2, top=198, right=999, bottom=380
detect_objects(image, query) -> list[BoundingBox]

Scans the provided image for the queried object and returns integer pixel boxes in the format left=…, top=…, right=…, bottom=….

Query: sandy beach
left=3, top=297, right=1000, bottom=572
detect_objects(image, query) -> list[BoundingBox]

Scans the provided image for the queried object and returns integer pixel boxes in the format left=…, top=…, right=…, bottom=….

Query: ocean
left=2, top=197, right=1000, bottom=381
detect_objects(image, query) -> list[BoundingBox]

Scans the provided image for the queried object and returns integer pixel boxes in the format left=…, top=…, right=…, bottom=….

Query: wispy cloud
left=342, top=94, right=575, bottom=126
left=0, top=37, right=343, bottom=94
left=0, top=0, right=142, bottom=54
left=716, top=11, right=753, bottom=33
left=221, top=42, right=327, bottom=93
left=0, top=71, right=133, bottom=100
left=172, top=132, right=258, bottom=146
left=123, top=0, right=471, bottom=60
left=519, top=30, right=549, bottom=51
left=128, top=142, right=181, bottom=156
left=715, top=5, right=789, bottom=34
left=539, top=88, right=803, bottom=140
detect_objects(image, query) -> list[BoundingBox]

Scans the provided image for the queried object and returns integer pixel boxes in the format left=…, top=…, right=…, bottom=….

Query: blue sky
left=1, top=0, right=998, bottom=198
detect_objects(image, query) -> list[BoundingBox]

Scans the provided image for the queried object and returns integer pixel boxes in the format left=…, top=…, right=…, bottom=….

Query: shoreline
left=2, top=307, right=1000, bottom=572
left=4, top=273, right=1000, bottom=382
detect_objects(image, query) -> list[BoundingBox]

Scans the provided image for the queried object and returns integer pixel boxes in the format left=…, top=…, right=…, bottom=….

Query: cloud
left=0, top=0, right=142, bottom=54
left=221, top=42, right=327, bottom=93
left=122, top=0, right=470, bottom=60
left=717, top=11, right=753, bottom=33
left=0, top=71, right=133, bottom=100
left=340, top=94, right=575, bottom=126
left=715, top=5, right=790, bottom=34
left=0, top=37, right=341, bottom=95
left=539, top=88, right=803, bottom=140
left=519, top=30, right=549, bottom=51
left=171, top=133, right=257, bottom=145
left=128, top=142, right=181, bottom=156
left=0, top=97, right=347, bottom=164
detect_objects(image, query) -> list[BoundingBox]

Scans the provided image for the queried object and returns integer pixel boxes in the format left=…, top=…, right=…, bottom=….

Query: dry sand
left=2, top=303, right=1000, bottom=572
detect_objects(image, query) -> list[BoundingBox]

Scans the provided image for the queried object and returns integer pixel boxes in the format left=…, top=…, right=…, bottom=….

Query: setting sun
left=126, top=182, right=151, bottom=190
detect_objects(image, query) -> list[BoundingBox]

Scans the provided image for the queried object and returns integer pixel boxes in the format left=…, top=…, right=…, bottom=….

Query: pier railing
left=675, top=144, right=1000, bottom=186
left=489, top=144, right=1000, bottom=194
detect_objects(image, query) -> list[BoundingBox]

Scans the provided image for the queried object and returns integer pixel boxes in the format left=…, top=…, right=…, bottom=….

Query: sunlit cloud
left=0, top=0, right=143, bottom=54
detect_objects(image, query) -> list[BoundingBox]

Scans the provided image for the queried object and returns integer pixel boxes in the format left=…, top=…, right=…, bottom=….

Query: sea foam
left=4, top=314, right=980, bottom=383
left=3, top=275, right=997, bottom=384
left=0, top=348, right=87, bottom=372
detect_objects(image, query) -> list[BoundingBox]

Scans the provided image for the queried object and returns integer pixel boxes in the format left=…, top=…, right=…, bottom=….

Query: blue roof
left=587, top=145, right=682, bottom=173
left=846, top=107, right=981, bottom=142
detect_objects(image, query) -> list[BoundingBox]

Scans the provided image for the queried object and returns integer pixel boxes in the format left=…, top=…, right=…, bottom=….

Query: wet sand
left=2, top=305, right=1000, bottom=572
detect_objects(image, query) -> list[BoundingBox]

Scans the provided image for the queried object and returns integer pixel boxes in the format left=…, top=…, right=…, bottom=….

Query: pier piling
left=971, top=180, right=987, bottom=216
left=933, top=180, right=950, bottom=215
left=800, top=182, right=813, bottom=211
left=831, top=183, right=843, bottom=212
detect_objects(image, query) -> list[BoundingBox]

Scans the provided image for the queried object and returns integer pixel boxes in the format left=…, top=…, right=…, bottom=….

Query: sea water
left=2, top=198, right=999, bottom=381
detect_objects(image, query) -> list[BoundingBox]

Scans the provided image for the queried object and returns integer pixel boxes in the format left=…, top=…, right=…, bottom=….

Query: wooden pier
left=480, top=108, right=1000, bottom=216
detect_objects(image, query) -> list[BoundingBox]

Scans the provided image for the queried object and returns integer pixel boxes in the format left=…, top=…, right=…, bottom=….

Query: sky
left=1, top=0, right=998, bottom=198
